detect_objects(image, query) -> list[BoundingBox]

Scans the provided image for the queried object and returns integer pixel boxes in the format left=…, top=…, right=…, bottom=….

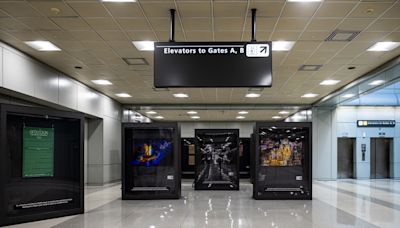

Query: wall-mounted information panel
left=122, top=123, right=181, bottom=199
left=253, top=122, right=312, bottom=200
left=154, top=42, right=272, bottom=88
left=357, top=120, right=396, bottom=128
left=194, top=129, right=239, bottom=190
left=0, top=104, right=84, bottom=226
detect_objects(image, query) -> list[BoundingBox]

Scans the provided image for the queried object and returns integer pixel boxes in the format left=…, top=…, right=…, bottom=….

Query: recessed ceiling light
left=342, top=94, right=355, bottom=98
left=92, top=79, right=112, bottom=85
left=272, top=41, right=295, bottom=51
left=279, top=111, right=290, bottom=115
left=369, top=80, right=385, bottom=86
left=24, top=41, right=61, bottom=51
left=146, top=111, right=157, bottom=115
left=132, top=41, right=154, bottom=51
left=191, top=116, right=200, bottom=119
left=173, top=93, right=189, bottom=98
left=272, top=116, right=282, bottom=119
left=102, top=0, right=136, bottom=2
left=367, top=42, right=400, bottom=52
left=238, top=111, right=249, bottom=115
left=320, top=80, right=340, bottom=86
left=298, top=64, right=322, bottom=71
left=123, top=58, right=148, bottom=65
left=245, top=93, right=261, bottom=98
left=115, top=93, right=131, bottom=98
left=287, top=0, right=322, bottom=2
left=155, top=116, right=164, bottom=119
left=301, top=93, right=318, bottom=98
left=236, top=116, right=246, bottom=119
left=187, top=111, right=198, bottom=115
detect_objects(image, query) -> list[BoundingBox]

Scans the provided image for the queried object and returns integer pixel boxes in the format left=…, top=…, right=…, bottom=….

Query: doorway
left=337, top=138, right=355, bottom=179
left=370, top=138, right=392, bottom=179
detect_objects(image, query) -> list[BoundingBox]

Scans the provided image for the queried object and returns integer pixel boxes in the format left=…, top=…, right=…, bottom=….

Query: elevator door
left=370, top=138, right=391, bottom=179
left=337, top=138, right=355, bottom=179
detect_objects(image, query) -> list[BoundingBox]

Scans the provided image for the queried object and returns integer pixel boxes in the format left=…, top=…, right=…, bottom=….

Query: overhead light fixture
left=238, top=111, right=249, bottom=115
left=301, top=93, right=318, bottom=98
left=173, top=93, right=189, bottom=98
left=236, top=116, right=246, bottom=119
left=245, top=93, right=261, bottom=98
left=101, top=0, right=136, bottom=2
left=132, top=41, right=154, bottom=51
left=272, top=41, right=295, bottom=51
left=342, top=94, right=355, bottom=98
left=272, top=116, right=282, bottom=119
left=279, top=111, right=290, bottom=115
left=115, top=93, right=131, bottom=98
left=325, top=29, right=360, bottom=42
left=123, top=58, right=148, bottom=65
left=24, top=41, right=61, bottom=51
left=146, top=111, right=157, bottom=115
left=154, top=116, right=164, bottom=119
left=287, top=0, right=322, bottom=2
left=92, top=79, right=112, bottom=85
left=320, top=80, right=340, bottom=86
left=369, top=80, right=385, bottom=86
left=298, top=64, right=322, bottom=71
left=367, top=42, right=400, bottom=52
left=187, top=111, right=198, bottom=115
left=191, top=116, right=200, bottom=119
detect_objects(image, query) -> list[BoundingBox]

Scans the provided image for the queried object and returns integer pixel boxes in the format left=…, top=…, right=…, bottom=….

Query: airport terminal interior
left=0, top=0, right=400, bottom=227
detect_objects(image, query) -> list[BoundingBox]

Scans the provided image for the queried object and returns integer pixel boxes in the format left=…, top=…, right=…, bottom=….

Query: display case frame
left=253, top=122, right=312, bottom=200
left=181, top=138, right=195, bottom=178
left=194, top=129, right=240, bottom=190
left=122, top=122, right=181, bottom=200
left=0, top=104, right=84, bottom=226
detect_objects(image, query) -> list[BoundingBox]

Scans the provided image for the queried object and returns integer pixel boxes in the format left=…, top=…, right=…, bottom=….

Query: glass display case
left=253, top=122, right=312, bottom=200
left=122, top=123, right=181, bottom=199
left=181, top=138, right=195, bottom=178
left=0, top=104, right=84, bottom=226
left=194, top=129, right=239, bottom=190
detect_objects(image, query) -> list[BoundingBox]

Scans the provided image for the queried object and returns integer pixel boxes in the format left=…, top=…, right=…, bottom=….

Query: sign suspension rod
left=169, top=9, right=176, bottom=42
left=251, top=9, right=257, bottom=42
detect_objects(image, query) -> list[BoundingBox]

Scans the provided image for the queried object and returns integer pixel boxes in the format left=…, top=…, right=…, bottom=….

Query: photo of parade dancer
left=195, top=130, right=239, bottom=190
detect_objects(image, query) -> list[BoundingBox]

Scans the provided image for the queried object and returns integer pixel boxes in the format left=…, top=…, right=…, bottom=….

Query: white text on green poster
left=23, top=127, right=54, bottom=178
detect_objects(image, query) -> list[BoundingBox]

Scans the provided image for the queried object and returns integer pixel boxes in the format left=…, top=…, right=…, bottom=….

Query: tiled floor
left=6, top=179, right=400, bottom=228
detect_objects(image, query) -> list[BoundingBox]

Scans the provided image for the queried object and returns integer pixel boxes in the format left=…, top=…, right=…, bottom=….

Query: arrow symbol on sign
left=260, top=46, right=268, bottom=53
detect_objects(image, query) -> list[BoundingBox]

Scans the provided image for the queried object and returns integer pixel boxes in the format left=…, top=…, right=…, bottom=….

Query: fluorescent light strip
left=367, top=42, right=400, bottom=52
left=102, top=0, right=136, bottom=2
left=301, top=93, right=318, bottom=98
left=191, top=116, right=200, bottom=119
left=132, top=41, right=154, bottom=51
left=272, top=41, right=295, bottom=51
left=279, top=111, right=290, bottom=115
left=187, top=111, right=198, bottom=114
left=342, top=94, right=355, bottom=98
left=155, top=116, right=164, bottom=119
left=115, top=93, right=131, bottom=98
left=369, top=80, right=385, bottom=86
left=24, top=41, right=61, bottom=51
left=272, top=116, right=282, bottom=119
left=245, top=93, right=261, bottom=98
left=320, top=80, right=340, bottom=85
left=236, top=116, right=246, bottom=119
left=238, top=111, right=249, bottom=115
left=146, top=111, right=157, bottom=115
left=173, top=93, right=189, bottom=98
left=92, top=80, right=112, bottom=85
left=287, top=0, right=322, bottom=2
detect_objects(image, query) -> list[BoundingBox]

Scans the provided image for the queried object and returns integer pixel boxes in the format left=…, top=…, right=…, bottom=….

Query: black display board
left=194, top=129, right=240, bottom=190
left=122, top=123, right=181, bottom=199
left=239, top=138, right=251, bottom=178
left=181, top=138, right=195, bottom=178
left=154, top=42, right=272, bottom=88
left=0, top=104, right=84, bottom=226
left=253, top=122, right=312, bottom=200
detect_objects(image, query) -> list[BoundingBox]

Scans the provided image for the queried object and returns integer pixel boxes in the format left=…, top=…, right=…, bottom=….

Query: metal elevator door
left=337, top=138, right=355, bottom=179
left=370, top=138, right=391, bottom=179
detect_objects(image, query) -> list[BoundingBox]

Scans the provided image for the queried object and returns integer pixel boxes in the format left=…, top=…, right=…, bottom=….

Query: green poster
left=23, top=127, right=54, bottom=178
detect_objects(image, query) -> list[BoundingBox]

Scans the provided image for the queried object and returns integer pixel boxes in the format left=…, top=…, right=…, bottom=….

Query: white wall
left=0, top=42, right=122, bottom=185
left=180, top=121, right=255, bottom=138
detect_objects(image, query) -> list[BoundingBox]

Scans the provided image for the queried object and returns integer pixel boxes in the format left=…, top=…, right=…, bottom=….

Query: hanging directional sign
left=154, top=42, right=272, bottom=88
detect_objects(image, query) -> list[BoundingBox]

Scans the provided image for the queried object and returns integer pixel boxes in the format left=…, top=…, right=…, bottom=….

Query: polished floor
left=6, top=179, right=400, bottom=228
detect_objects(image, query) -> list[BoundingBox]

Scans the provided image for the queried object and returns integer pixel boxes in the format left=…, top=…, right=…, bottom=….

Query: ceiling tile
left=281, top=2, right=320, bottom=18
left=213, top=1, right=247, bottom=17
left=29, top=1, right=78, bottom=17
left=67, top=2, right=110, bottom=17
left=366, top=19, right=400, bottom=31
left=52, top=17, right=91, bottom=31
left=248, top=2, right=284, bottom=17
left=18, top=17, right=61, bottom=30
left=85, top=18, right=119, bottom=30
left=117, top=18, right=151, bottom=30
left=315, top=2, right=357, bottom=18
left=182, top=18, right=212, bottom=31
left=140, top=1, right=175, bottom=17
left=275, top=18, right=309, bottom=31
left=103, top=2, right=143, bottom=17
left=0, top=2, right=41, bottom=17
left=306, top=18, right=342, bottom=31
left=348, top=2, right=393, bottom=18
left=215, top=17, right=244, bottom=31
left=178, top=2, right=211, bottom=18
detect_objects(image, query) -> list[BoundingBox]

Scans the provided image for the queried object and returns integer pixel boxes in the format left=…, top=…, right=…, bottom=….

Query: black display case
left=122, top=123, right=181, bottom=199
left=253, top=122, right=312, bottom=200
left=0, top=104, right=84, bottom=226
left=181, top=138, right=195, bottom=178
left=194, top=129, right=240, bottom=190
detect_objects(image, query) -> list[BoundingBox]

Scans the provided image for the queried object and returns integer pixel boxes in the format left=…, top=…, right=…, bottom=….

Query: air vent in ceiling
left=299, top=64, right=322, bottom=71
left=325, top=29, right=360, bottom=42
left=123, top=58, right=148, bottom=65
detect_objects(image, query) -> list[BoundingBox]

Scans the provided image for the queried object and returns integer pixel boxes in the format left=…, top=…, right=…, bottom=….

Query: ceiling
left=0, top=0, right=400, bottom=108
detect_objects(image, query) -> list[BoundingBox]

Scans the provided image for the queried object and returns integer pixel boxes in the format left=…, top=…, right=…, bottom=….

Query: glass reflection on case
left=131, top=140, right=172, bottom=166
